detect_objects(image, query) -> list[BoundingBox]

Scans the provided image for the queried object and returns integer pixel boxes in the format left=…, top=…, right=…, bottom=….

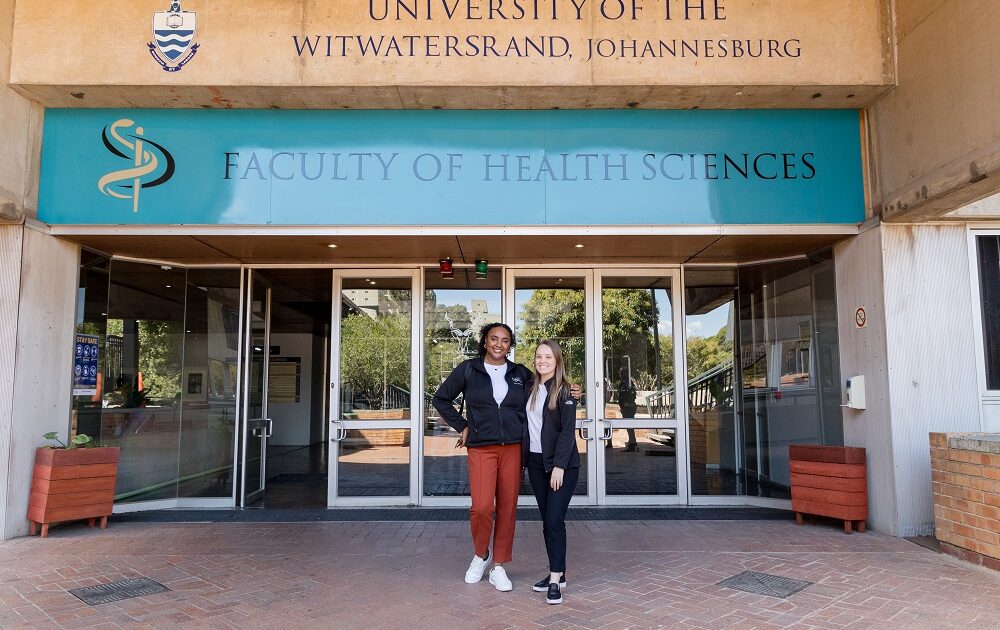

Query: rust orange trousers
left=467, top=443, right=522, bottom=564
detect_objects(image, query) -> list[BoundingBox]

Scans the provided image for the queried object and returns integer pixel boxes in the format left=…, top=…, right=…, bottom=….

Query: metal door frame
left=328, top=269, right=421, bottom=506
left=593, top=267, right=689, bottom=506
left=240, top=268, right=272, bottom=507
left=504, top=267, right=598, bottom=506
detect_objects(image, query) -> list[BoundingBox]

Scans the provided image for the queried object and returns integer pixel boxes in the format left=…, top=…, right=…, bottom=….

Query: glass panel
left=423, top=268, right=501, bottom=497
left=339, top=278, right=412, bottom=420
left=515, top=276, right=587, bottom=496
left=737, top=255, right=842, bottom=499
left=601, top=277, right=674, bottom=420
left=515, top=276, right=586, bottom=385
left=178, top=269, right=241, bottom=498
left=71, top=251, right=109, bottom=443
left=605, top=428, right=677, bottom=494
left=600, top=276, right=676, bottom=496
left=978, top=236, right=1000, bottom=390
left=685, top=268, right=739, bottom=495
left=338, top=429, right=410, bottom=496
left=103, top=261, right=186, bottom=502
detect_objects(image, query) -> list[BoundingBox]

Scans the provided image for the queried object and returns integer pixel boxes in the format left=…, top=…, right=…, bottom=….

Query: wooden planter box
left=27, top=446, right=120, bottom=538
left=790, top=445, right=868, bottom=534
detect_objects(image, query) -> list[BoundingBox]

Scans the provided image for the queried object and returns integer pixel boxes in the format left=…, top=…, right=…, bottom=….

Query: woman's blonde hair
left=530, top=340, right=572, bottom=411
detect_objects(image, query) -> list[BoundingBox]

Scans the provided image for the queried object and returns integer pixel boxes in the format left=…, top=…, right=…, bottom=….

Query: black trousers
left=527, top=452, right=579, bottom=573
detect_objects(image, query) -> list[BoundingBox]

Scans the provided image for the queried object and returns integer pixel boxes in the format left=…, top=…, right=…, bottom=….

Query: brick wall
left=930, top=432, right=1000, bottom=570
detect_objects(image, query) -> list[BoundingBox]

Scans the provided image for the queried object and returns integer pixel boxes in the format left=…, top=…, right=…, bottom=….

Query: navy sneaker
left=533, top=573, right=566, bottom=592
left=546, top=582, right=563, bottom=605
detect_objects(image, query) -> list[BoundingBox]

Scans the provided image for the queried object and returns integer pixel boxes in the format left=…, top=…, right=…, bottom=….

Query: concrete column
left=835, top=223, right=896, bottom=535
left=0, top=224, right=24, bottom=540
left=0, top=227, right=79, bottom=540
left=836, top=223, right=984, bottom=537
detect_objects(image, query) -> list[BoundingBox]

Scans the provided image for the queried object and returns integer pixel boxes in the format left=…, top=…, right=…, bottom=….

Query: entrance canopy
left=54, top=229, right=854, bottom=266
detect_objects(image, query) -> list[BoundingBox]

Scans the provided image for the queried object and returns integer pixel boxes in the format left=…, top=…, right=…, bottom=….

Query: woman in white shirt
left=524, top=339, right=581, bottom=605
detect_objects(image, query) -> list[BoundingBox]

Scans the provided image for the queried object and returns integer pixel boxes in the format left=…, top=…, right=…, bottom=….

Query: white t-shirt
left=484, top=361, right=508, bottom=406
left=527, top=382, right=547, bottom=454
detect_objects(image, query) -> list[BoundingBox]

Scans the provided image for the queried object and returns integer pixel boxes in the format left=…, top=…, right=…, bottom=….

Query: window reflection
left=178, top=270, right=241, bottom=498
left=423, top=269, right=501, bottom=497
left=103, top=260, right=187, bottom=502
left=72, top=255, right=240, bottom=503
left=339, top=279, right=412, bottom=419
left=686, top=256, right=843, bottom=499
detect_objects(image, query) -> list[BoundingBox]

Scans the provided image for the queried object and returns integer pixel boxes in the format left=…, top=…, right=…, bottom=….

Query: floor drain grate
left=717, top=571, right=812, bottom=599
left=69, top=577, right=170, bottom=606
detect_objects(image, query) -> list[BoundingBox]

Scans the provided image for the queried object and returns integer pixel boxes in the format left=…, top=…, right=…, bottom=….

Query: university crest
left=148, top=1, right=199, bottom=72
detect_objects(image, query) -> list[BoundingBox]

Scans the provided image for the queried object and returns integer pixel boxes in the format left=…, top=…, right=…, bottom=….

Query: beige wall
left=0, top=0, right=41, bottom=221
left=870, top=1, right=1000, bottom=221
left=10, top=0, right=892, bottom=109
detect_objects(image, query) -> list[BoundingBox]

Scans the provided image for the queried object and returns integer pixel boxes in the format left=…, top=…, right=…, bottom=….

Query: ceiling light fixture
left=439, top=258, right=454, bottom=280
left=575, top=243, right=584, bottom=248
left=327, top=243, right=338, bottom=248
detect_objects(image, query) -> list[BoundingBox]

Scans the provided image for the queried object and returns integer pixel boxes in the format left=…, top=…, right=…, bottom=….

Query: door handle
left=330, top=420, right=347, bottom=442
left=579, top=418, right=594, bottom=440
left=250, top=418, right=267, bottom=438
left=264, top=418, right=273, bottom=438
left=600, top=420, right=613, bottom=441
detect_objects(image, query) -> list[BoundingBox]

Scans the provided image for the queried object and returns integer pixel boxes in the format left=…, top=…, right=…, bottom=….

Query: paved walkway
left=1, top=518, right=999, bottom=629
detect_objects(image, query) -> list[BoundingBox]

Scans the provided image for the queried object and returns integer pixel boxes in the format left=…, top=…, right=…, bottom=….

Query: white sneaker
left=464, top=550, right=492, bottom=584
left=489, top=565, right=513, bottom=592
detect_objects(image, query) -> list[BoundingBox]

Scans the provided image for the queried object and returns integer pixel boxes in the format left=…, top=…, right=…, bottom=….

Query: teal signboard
left=39, top=109, right=864, bottom=226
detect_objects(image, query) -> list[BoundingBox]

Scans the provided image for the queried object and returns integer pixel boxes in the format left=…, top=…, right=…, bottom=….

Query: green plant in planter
left=42, top=432, right=95, bottom=449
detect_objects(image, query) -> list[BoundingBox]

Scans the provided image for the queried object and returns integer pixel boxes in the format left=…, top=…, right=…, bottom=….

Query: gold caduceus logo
left=97, top=119, right=175, bottom=213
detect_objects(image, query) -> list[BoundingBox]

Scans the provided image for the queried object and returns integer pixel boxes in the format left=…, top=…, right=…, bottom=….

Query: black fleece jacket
left=432, top=358, right=533, bottom=448
left=523, top=379, right=581, bottom=472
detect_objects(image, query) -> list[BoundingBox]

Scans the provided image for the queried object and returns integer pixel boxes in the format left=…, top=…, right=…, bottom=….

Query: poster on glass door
left=73, top=333, right=100, bottom=396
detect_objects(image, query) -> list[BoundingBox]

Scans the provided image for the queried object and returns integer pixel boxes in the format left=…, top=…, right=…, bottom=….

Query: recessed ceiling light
left=165, top=285, right=172, bottom=288
left=574, top=243, right=584, bottom=248
left=327, top=243, right=338, bottom=248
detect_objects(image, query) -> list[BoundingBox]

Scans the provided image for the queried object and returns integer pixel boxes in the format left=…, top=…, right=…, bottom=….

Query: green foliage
left=686, top=326, right=733, bottom=379
left=105, top=318, right=181, bottom=405
left=423, top=300, right=477, bottom=393
left=516, top=289, right=586, bottom=383
left=339, top=311, right=411, bottom=408
left=512, top=288, right=735, bottom=397
left=42, top=432, right=97, bottom=449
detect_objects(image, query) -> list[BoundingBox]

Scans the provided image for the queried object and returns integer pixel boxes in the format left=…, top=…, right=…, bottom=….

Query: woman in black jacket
left=432, top=323, right=531, bottom=592
left=524, top=339, right=580, bottom=605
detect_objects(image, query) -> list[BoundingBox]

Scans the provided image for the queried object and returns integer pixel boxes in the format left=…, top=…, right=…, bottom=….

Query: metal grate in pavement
left=717, top=571, right=812, bottom=598
left=69, top=577, right=170, bottom=606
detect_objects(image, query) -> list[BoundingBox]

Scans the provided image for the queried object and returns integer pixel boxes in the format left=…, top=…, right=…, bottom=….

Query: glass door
left=240, top=270, right=272, bottom=506
left=594, top=270, right=688, bottom=504
left=505, top=269, right=597, bottom=504
left=329, top=270, right=420, bottom=506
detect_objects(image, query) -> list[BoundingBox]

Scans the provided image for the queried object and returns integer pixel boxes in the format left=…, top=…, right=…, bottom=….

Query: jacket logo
left=564, top=400, right=574, bottom=405
left=511, top=377, right=524, bottom=385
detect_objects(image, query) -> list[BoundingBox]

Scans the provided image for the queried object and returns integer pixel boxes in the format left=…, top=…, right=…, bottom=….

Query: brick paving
left=1, top=518, right=999, bottom=629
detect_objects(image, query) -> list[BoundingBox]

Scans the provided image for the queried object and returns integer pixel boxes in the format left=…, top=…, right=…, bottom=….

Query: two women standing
left=432, top=323, right=580, bottom=605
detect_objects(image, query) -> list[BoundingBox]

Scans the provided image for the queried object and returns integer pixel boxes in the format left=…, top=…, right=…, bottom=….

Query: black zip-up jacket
left=522, top=379, right=581, bottom=472
left=432, top=358, right=533, bottom=448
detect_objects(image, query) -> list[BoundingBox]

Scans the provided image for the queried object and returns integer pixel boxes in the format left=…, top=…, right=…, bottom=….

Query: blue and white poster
left=73, top=334, right=100, bottom=396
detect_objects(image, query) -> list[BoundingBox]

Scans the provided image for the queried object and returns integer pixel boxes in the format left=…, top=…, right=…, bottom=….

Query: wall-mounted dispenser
left=843, top=375, right=866, bottom=410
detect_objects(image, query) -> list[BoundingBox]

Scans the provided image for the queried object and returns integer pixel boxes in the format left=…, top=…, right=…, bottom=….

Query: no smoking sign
left=855, top=307, right=868, bottom=328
